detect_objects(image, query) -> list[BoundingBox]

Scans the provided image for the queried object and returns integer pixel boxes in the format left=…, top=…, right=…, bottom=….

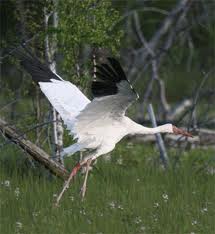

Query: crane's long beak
left=172, top=125, right=193, bottom=137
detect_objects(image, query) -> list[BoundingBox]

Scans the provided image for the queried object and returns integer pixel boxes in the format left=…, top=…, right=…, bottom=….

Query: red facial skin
left=172, top=125, right=193, bottom=137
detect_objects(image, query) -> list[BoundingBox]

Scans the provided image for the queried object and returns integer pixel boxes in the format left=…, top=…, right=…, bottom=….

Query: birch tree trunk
left=44, top=3, right=64, bottom=165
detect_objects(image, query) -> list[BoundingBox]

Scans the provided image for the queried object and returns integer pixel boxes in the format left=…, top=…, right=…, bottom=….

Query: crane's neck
left=126, top=118, right=173, bottom=135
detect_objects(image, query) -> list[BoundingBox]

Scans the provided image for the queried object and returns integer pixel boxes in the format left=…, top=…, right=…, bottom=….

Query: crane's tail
left=61, top=143, right=85, bottom=157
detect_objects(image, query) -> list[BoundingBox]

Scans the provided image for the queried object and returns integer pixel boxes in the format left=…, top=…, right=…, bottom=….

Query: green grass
left=0, top=142, right=215, bottom=234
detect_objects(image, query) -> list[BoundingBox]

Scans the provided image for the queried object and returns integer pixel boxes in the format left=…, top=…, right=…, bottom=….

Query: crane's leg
left=55, top=162, right=82, bottom=206
left=55, top=147, right=107, bottom=205
left=80, top=151, right=83, bottom=161
left=80, top=158, right=92, bottom=200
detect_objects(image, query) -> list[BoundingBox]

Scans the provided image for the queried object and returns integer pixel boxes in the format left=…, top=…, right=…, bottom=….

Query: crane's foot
left=54, top=162, right=81, bottom=206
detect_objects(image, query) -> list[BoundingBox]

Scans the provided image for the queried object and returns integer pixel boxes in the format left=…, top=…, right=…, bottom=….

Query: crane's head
left=172, top=125, right=193, bottom=137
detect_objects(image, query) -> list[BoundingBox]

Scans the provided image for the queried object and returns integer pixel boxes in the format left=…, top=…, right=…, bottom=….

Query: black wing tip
left=107, top=57, right=127, bottom=81
left=94, top=57, right=127, bottom=82
left=92, top=56, right=129, bottom=98
left=91, top=80, right=118, bottom=97
left=92, top=56, right=139, bottom=99
left=14, top=46, right=61, bottom=83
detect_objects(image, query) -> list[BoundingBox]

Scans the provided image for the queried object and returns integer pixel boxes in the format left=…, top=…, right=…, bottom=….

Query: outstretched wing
left=74, top=58, right=139, bottom=146
left=79, top=57, right=138, bottom=120
left=92, top=57, right=138, bottom=101
left=16, top=47, right=90, bottom=133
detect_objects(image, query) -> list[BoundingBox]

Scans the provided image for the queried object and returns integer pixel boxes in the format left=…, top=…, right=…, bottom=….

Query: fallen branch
left=0, top=118, right=69, bottom=180
left=128, top=134, right=197, bottom=145
left=128, top=128, right=215, bottom=147
left=198, top=129, right=215, bottom=146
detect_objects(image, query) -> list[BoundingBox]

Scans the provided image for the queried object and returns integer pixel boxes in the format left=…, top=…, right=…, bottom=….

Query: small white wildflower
left=99, top=212, right=103, bottom=217
left=4, top=180, right=10, bottom=187
left=118, top=204, right=124, bottom=210
left=191, top=220, right=197, bottom=225
left=14, top=187, right=20, bottom=198
left=69, top=195, right=74, bottom=201
left=16, top=221, right=22, bottom=228
left=80, top=209, right=86, bottom=215
left=32, top=211, right=39, bottom=217
left=116, top=156, right=123, bottom=165
left=136, top=178, right=140, bottom=182
left=162, top=193, right=168, bottom=202
left=201, top=207, right=208, bottom=213
left=154, top=202, right=159, bottom=208
left=134, top=216, right=142, bottom=224
left=190, top=232, right=195, bottom=234
left=207, top=167, right=215, bottom=175
left=109, top=201, right=116, bottom=209
left=140, top=225, right=145, bottom=231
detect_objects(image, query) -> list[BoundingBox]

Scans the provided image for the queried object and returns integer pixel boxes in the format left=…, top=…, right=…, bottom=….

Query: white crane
left=16, top=47, right=192, bottom=204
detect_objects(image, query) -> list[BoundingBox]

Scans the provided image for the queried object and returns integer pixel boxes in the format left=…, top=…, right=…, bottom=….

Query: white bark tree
left=44, top=2, right=64, bottom=165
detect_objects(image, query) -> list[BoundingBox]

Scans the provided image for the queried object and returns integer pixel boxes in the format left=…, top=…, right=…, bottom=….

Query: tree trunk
left=148, top=104, right=169, bottom=168
left=44, top=4, right=64, bottom=165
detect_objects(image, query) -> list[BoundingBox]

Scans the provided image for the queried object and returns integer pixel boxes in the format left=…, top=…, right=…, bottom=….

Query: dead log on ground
left=127, top=128, right=215, bottom=148
left=198, top=129, right=215, bottom=146
left=0, top=118, right=68, bottom=180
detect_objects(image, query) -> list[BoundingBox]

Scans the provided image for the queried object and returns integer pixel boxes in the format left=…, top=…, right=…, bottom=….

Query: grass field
left=0, top=141, right=215, bottom=234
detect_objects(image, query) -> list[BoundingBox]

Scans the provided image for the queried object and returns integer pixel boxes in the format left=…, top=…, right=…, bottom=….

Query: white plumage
left=17, top=47, right=192, bottom=202
left=39, top=79, right=90, bottom=136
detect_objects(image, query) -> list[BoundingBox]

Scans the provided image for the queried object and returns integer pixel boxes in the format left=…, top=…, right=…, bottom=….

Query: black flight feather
left=91, top=57, right=130, bottom=98
left=91, top=81, right=117, bottom=97
left=95, top=65, right=116, bottom=82
left=107, top=57, right=127, bottom=81
left=98, top=63, right=118, bottom=81
left=15, top=46, right=60, bottom=83
left=94, top=71, right=110, bottom=81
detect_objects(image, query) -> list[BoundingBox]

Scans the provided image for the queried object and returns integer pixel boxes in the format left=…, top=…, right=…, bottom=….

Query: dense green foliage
left=1, top=143, right=215, bottom=234
left=57, top=0, right=123, bottom=76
